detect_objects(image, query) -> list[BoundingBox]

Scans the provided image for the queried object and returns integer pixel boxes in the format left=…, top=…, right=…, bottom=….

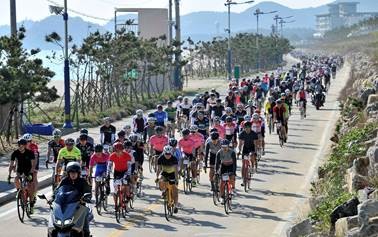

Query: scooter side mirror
left=82, top=193, right=92, bottom=203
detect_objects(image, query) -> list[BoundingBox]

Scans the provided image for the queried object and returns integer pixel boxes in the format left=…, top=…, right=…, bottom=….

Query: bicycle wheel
left=183, top=170, right=188, bottom=194
left=149, top=156, right=153, bottom=173
left=16, top=190, right=25, bottom=223
left=115, top=206, right=121, bottom=223
left=268, top=119, right=272, bottom=134
left=164, top=196, right=170, bottom=221
left=187, top=169, right=192, bottom=192
left=129, top=194, right=134, bottom=210
left=102, top=191, right=108, bottom=212
left=95, top=185, right=102, bottom=215
left=228, top=186, right=233, bottom=212
left=224, top=182, right=230, bottom=215
left=137, top=180, right=142, bottom=198
left=25, top=191, right=32, bottom=219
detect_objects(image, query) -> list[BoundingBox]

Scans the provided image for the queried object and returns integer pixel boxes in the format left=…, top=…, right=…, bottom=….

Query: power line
left=46, top=0, right=112, bottom=21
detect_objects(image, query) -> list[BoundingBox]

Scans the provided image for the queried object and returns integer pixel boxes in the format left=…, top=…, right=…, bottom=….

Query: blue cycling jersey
left=154, top=111, right=168, bottom=124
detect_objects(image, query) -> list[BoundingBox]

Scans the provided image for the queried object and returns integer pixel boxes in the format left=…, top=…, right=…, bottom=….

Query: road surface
left=0, top=59, right=349, bottom=237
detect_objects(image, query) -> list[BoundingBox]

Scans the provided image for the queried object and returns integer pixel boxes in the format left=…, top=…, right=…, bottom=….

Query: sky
left=0, top=0, right=335, bottom=26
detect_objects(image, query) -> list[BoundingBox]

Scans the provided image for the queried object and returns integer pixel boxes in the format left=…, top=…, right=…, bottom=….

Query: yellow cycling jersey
left=57, top=147, right=81, bottom=162
left=264, top=101, right=272, bottom=114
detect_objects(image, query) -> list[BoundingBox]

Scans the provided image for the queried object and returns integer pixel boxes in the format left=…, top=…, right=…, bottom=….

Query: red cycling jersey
left=109, top=151, right=132, bottom=172
left=188, top=133, right=204, bottom=149
left=223, top=122, right=237, bottom=136
left=212, top=124, right=225, bottom=139
left=89, top=152, right=109, bottom=167
left=179, top=137, right=195, bottom=154
left=149, top=135, right=168, bottom=152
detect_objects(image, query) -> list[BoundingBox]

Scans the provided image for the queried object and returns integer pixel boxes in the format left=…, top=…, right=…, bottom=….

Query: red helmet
left=255, top=109, right=261, bottom=114
left=113, top=142, right=124, bottom=151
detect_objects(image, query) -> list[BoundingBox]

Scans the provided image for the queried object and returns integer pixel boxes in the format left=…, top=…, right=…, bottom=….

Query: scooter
left=39, top=186, right=92, bottom=237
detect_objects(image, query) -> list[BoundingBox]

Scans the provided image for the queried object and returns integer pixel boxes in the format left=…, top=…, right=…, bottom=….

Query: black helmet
left=210, top=128, right=218, bottom=133
left=79, top=134, right=88, bottom=140
left=155, top=126, right=164, bottom=133
left=117, top=130, right=126, bottom=137
left=129, top=134, right=139, bottom=143
left=65, top=138, right=75, bottom=146
left=210, top=132, right=219, bottom=140
left=123, top=141, right=133, bottom=149
left=182, top=129, right=190, bottom=136
left=169, top=138, right=178, bottom=147
left=80, top=128, right=89, bottom=135
left=221, top=139, right=230, bottom=147
left=94, top=144, right=103, bottom=152
left=66, top=162, right=81, bottom=174
left=244, top=121, right=252, bottom=127
left=226, top=116, right=233, bottom=122
left=17, top=138, right=27, bottom=145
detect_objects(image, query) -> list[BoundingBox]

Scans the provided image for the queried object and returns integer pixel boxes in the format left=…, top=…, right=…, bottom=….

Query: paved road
left=0, top=60, right=350, bottom=236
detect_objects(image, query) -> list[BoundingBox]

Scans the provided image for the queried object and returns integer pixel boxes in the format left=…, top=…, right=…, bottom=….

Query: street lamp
left=273, top=15, right=293, bottom=37
left=254, top=8, right=277, bottom=71
left=224, top=0, right=254, bottom=81
left=49, top=1, right=72, bottom=129
left=279, top=19, right=295, bottom=37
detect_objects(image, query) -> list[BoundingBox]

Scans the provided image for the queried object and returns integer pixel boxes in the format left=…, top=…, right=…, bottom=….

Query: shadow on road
left=257, top=168, right=303, bottom=177
left=252, top=189, right=306, bottom=198
left=263, top=158, right=298, bottom=164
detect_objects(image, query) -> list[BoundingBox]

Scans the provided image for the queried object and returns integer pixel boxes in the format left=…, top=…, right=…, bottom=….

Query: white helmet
left=52, top=129, right=62, bottom=138
left=189, top=125, right=198, bottom=132
left=103, top=144, right=110, bottom=151
left=252, top=113, right=259, bottom=120
left=22, top=133, right=33, bottom=141
left=285, top=89, right=291, bottom=94
left=136, top=109, right=143, bottom=116
left=147, top=117, right=156, bottom=123
left=225, top=107, right=232, bottom=113
left=163, top=145, right=173, bottom=154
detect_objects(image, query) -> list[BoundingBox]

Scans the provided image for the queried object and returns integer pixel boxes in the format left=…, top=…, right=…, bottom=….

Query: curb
left=0, top=174, right=52, bottom=205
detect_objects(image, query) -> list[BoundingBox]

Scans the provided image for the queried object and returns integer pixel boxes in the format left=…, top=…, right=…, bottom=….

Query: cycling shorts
left=209, top=153, right=216, bottom=166
left=184, top=153, right=195, bottom=162
left=161, top=172, right=176, bottom=183
left=113, top=170, right=127, bottom=180
left=220, top=164, right=234, bottom=175
left=95, top=163, right=107, bottom=177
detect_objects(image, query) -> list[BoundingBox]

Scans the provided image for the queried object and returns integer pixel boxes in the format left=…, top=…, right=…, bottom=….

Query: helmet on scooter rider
left=66, top=162, right=81, bottom=174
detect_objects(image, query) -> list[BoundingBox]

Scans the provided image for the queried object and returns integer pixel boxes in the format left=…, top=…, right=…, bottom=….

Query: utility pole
left=174, top=0, right=182, bottom=90
left=63, top=0, right=72, bottom=128
left=254, top=8, right=277, bottom=72
left=169, top=0, right=173, bottom=45
left=10, top=0, right=17, bottom=35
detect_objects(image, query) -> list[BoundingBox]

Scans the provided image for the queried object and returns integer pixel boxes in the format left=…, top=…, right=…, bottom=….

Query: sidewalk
left=0, top=78, right=227, bottom=205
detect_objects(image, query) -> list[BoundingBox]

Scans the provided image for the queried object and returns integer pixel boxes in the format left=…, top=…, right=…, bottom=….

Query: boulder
left=346, top=168, right=370, bottom=192
left=330, top=197, right=360, bottom=233
left=358, top=189, right=369, bottom=203
left=335, top=215, right=359, bottom=237
left=368, top=146, right=378, bottom=176
left=360, top=88, right=376, bottom=105
left=369, top=190, right=378, bottom=200
left=358, top=199, right=378, bottom=228
left=286, top=218, right=313, bottom=237
left=354, top=157, right=370, bottom=176
left=367, top=94, right=378, bottom=105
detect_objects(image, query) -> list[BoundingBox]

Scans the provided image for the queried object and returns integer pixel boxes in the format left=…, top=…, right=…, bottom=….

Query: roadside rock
left=358, top=199, right=378, bottom=228
left=346, top=168, right=370, bottom=192
left=286, top=219, right=313, bottom=237
left=354, top=157, right=370, bottom=176
left=368, top=146, right=378, bottom=176
left=369, top=190, right=378, bottom=200
left=335, top=215, right=359, bottom=237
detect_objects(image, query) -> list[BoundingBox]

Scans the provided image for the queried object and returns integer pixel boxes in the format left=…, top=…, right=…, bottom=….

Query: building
left=114, top=8, right=169, bottom=45
left=315, top=2, right=378, bottom=35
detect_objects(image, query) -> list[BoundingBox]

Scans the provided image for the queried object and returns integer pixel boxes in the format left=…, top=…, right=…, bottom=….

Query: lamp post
left=279, top=19, right=295, bottom=37
left=49, top=1, right=72, bottom=128
left=254, top=8, right=277, bottom=71
left=273, top=15, right=293, bottom=37
left=224, top=0, right=254, bottom=81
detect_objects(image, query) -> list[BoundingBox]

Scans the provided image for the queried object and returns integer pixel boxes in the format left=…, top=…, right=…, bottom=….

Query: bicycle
left=276, top=122, right=285, bottom=147
left=114, top=178, right=131, bottom=223
left=212, top=173, right=220, bottom=206
left=166, top=121, right=174, bottom=138
left=241, top=155, right=252, bottom=192
left=14, top=175, right=33, bottom=223
left=135, top=168, right=144, bottom=198
left=94, top=174, right=108, bottom=215
left=221, top=172, right=233, bottom=215
left=182, top=156, right=192, bottom=194
left=163, top=179, right=176, bottom=221
left=149, top=154, right=158, bottom=173
left=267, top=114, right=273, bottom=134
left=299, top=101, right=305, bottom=119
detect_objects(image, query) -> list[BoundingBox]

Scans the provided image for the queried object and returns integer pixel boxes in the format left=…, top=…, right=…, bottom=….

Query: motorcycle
left=39, top=186, right=92, bottom=237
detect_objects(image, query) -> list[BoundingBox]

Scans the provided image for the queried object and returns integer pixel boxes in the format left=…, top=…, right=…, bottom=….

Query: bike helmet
left=155, top=126, right=164, bottom=134
left=66, top=162, right=81, bottom=174
left=184, top=97, right=189, bottom=102
left=52, top=129, right=62, bottom=138
left=210, top=132, right=219, bottom=140
left=94, top=144, right=103, bottom=153
left=123, top=125, right=131, bottom=130
left=79, top=134, right=88, bottom=140
left=285, top=89, right=291, bottom=94
left=237, top=103, right=244, bottom=109
left=22, top=133, right=32, bottom=141
left=276, top=99, right=282, bottom=104
left=252, top=113, right=259, bottom=120
left=167, top=100, right=173, bottom=105
left=117, top=130, right=126, bottom=137
left=244, top=121, right=252, bottom=127
left=136, top=109, right=143, bottom=116
left=225, top=107, right=232, bottom=113
left=225, top=116, right=233, bottom=122
left=163, top=145, right=173, bottom=154
left=189, top=125, right=198, bottom=132
left=123, top=141, right=133, bottom=149
left=147, top=117, right=156, bottom=123
left=182, top=129, right=190, bottom=136
left=104, top=117, right=111, bottom=122
left=103, top=144, right=110, bottom=151
left=129, top=134, right=139, bottom=143
left=113, top=142, right=124, bottom=151
left=169, top=138, right=178, bottom=147
left=80, top=128, right=89, bottom=135
left=281, top=93, right=286, bottom=98
left=177, top=96, right=183, bottom=100
left=221, top=139, right=230, bottom=147
left=213, top=116, right=220, bottom=122
left=65, top=138, right=75, bottom=146
left=216, top=98, right=222, bottom=103
left=244, top=115, right=251, bottom=121
left=157, top=104, right=163, bottom=110
left=17, top=138, right=27, bottom=145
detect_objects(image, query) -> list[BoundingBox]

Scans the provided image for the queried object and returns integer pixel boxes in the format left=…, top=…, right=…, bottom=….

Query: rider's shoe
left=192, top=180, right=197, bottom=187
left=174, top=207, right=178, bottom=214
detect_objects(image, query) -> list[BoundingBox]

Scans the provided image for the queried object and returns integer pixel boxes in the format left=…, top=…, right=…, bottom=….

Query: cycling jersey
left=225, top=95, right=235, bottom=108
left=76, top=142, right=94, bottom=168
left=154, top=111, right=168, bottom=126
left=188, top=133, right=204, bottom=149
left=100, top=125, right=116, bottom=144
left=206, top=98, right=217, bottom=110
left=215, top=149, right=236, bottom=173
left=172, top=148, right=182, bottom=162
left=212, top=124, right=225, bottom=139
left=273, top=106, right=286, bottom=122
left=178, top=138, right=195, bottom=155
left=11, top=149, right=35, bottom=174
left=165, top=107, right=177, bottom=122
left=109, top=151, right=132, bottom=172
left=205, top=138, right=221, bottom=166
left=211, top=105, right=224, bottom=118
left=223, top=122, right=237, bottom=136
left=251, top=120, right=263, bottom=133
left=133, top=116, right=146, bottom=134
left=132, top=142, right=145, bottom=164
left=179, top=103, right=192, bottom=117
left=149, top=135, right=168, bottom=152
left=48, top=139, right=65, bottom=162
left=27, top=142, right=40, bottom=170
left=89, top=153, right=109, bottom=177
left=235, top=110, right=247, bottom=125
left=158, top=155, right=178, bottom=180
left=57, top=147, right=82, bottom=165
left=264, top=102, right=272, bottom=115
left=143, top=125, right=156, bottom=142
left=194, top=117, right=210, bottom=137
left=238, top=130, right=258, bottom=155
left=75, top=136, right=95, bottom=145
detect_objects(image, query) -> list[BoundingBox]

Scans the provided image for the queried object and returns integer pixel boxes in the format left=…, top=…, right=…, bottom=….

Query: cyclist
left=176, top=96, right=184, bottom=132
left=165, top=101, right=177, bottom=137
left=204, top=132, right=221, bottom=191
left=129, top=134, right=145, bottom=176
left=178, top=129, right=195, bottom=174
left=46, top=129, right=65, bottom=168
left=206, top=93, right=217, bottom=111
left=194, top=111, right=210, bottom=139
left=149, top=126, right=169, bottom=160
left=297, top=87, right=308, bottom=118
left=8, top=138, right=36, bottom=213
left=223, top=116, right=238, bottom=147
left=154, top=104, right=168, bottom=127
left=76, top=128, right=94, bottom=145
left=211, top=116, right=225, bottom=139
left=235, top=103, right=247, bottom=126
left=238, top=121, right=258, bottom=177
left=221, top=107, right=235, bottom=122
left=285, top=89, right=293, bottom=115
left=143, top=117, right=157, bottom=143
left=215, top=139, right=237, bottom=201
left=245, top=99, right=255, bottom=116
left=89, top=144, right=110, bottom=194
left=55, top=138, right=82, bottom=184
left=255, top=109, right=266, bottom=155
left=192, top=94, right=203, bottom=106
left=156, top=145, right=179, bottom=213
left=108, top=142, right=133, bottom=209
left=132, top=109, right=146, bottom=134
left=239, top=114, right=251, bottom=132
left=23, top=133, right=39, bottom=202
left=100, top=117, right=116, bottom=145
left=210, top=98, right=224, bottom=121
left=188, top=125, right=204, bottom=187
left=225, top=90, right=235, bottom=110
left=169, top=138, right=182, bottom=166
left=273, top=99, right=288, bottom=142
left=123, top=125, right=132, bottom=138
left=211, top=88, right=220, bottom=98
left=178, top=97, right=192, bottom=128
left=76, top=134, right=94, bottom=176
left=54, top=162, right=92, bottom=237
left=281, top=93, right=290, bottom=134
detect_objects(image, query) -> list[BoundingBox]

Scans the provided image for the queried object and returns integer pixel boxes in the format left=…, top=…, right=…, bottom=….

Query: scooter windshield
left=55, top=185, right=80, bottom=206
